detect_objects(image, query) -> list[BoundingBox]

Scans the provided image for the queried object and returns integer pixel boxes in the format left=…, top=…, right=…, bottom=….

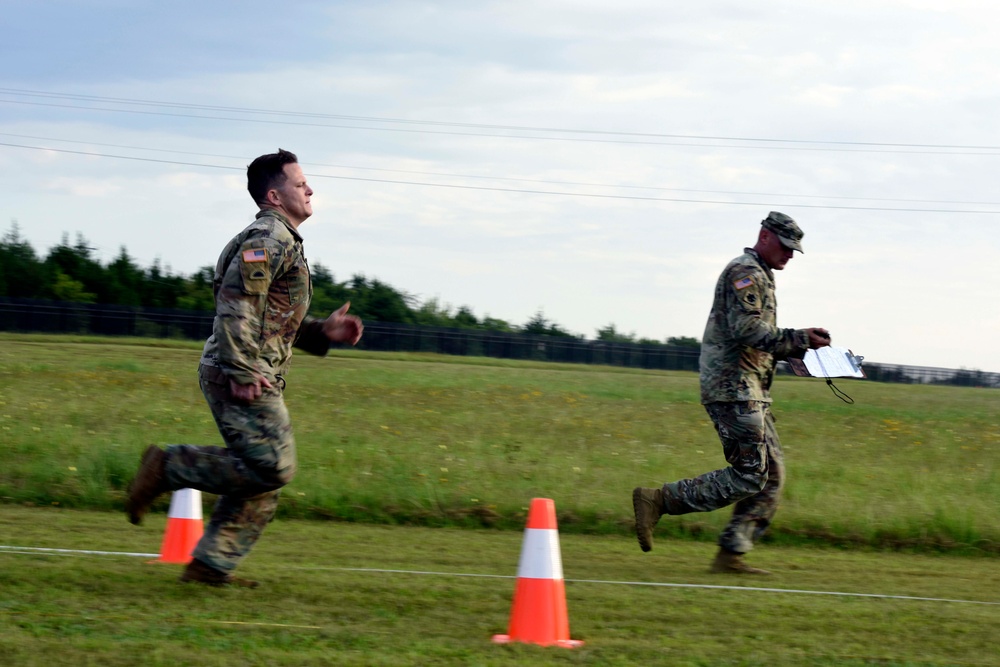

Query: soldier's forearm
left=769, top=328, right=810, bottom=360
left=732, top=324, right=807, bottom=359
left=293, top=317, right=331, bottom=356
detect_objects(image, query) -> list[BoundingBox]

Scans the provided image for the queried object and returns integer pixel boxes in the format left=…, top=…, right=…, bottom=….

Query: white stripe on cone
left=167, top=488, right=203, bottom=520
left=516, top=528, right=564, bottom=580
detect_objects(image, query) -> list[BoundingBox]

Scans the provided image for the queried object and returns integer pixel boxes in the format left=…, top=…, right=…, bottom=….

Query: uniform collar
left=256, top=208, right=304, bottom=242
left=744, top=247, right=774, bottom=281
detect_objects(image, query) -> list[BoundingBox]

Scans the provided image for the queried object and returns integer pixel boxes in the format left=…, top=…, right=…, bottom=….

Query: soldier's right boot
left=125, top=445, right=169, bottom=525
left=632, top=487, right=665, bottom=552
left=710, top=548, right=772, bottom=575
left=180, top=559, right=260, bottom=588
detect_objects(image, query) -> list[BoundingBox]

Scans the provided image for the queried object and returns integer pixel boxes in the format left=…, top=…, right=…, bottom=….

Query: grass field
left=2, top=334, right=998, bottom=665
left=1, top=333, right=997, bottom=552
left=2, top=506, right=999, bottom=667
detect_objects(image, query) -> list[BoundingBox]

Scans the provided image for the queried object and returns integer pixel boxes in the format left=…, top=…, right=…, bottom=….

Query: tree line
left=0, top=224, right=699, bottom=347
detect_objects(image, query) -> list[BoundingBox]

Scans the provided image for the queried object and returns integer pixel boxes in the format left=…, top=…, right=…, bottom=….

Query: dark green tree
left=412, top=298, right=454, bottom=327
left=307, top=262, right=353, bottom=317
left=106, top=247, right=145, bottom=306
left=453, top=306, right=479, bottom=328
left=138, top=259, right=188, bottom=308
left=667, top=336, right=701, bottom=348
left=176, top=266, right=215, bottom=312
left=50, top=269, right=96, bottom=303
left=0, top=222, right=45, bottom=298
left=480, top=316, right=515, bottom=333
left=341, top=274, right=415, bottom=324
left=521, top=311, right=577, bottom=338
left=596, top=323, right=636, bottom=343
left=42, top=233, right=106, bottom=302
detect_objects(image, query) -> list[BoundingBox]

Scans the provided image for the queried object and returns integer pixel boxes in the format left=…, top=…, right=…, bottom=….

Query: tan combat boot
left=180, top=558, right=260, bottom=589
left=710, top=549, right=771, bottom=575
left=632, top=487, right=665, bottom=552
left=125, top=445, right=169, bottom=525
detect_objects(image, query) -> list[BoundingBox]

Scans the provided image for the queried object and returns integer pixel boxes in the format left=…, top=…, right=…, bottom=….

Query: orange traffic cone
left=155, top=488, right=204, bottom=564
left=492, top=498, right=583, bottom=648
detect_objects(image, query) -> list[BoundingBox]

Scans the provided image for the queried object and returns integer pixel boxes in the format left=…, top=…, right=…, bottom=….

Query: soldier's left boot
left=710, top=548, right=771, bottom=575
left=632, top=487, right=665, bottom=552
left=180, top=558, right=260, bottom=588
left=125, top=445, right=169, bottom=525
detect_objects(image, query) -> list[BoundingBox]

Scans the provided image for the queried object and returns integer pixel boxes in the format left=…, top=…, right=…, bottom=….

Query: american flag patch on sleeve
left=733, top=276, right=754, bottom=290
left=242, top=248, right=267, bottom=263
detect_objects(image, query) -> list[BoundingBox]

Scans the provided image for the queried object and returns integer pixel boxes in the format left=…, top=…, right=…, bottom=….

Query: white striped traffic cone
left=492, top=497, right=583, bottom=648
left=155, top=488, right=204, bottom=564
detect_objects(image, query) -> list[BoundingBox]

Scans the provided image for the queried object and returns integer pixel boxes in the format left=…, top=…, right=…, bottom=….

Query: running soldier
left=126, top=149, right=363, bottom=587
left=632, top=212, right=830, bottom=574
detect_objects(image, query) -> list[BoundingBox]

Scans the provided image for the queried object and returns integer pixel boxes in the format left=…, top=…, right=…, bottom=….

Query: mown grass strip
left=2, top=506, right=998, bottom=667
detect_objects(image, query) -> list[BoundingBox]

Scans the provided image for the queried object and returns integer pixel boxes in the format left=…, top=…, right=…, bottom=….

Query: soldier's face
left=760, top=231, right=795, bottom=270
left=272, top=163, right=313, bottom=226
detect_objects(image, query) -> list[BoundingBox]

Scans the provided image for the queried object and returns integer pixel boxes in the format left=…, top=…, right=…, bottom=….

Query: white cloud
left=44, top=177, right=122, bottom=198
left=791, top=85, right=857, bottom=109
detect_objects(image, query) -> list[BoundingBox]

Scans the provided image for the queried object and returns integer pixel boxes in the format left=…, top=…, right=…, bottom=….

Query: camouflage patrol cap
left=761, top=211, right=804, bottom=253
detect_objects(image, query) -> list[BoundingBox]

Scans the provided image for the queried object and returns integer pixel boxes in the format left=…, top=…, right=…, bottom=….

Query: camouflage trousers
left=661, top=401, right=784, bottom=554
left=162, top=364, right=297, bottom=572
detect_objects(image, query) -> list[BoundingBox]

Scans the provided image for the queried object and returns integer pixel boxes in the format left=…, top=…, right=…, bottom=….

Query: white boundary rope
left=0, top=545, right=159, bottom=558
left=4, top=545, right=995, bottom=607
left=317, top=566, right=1000, bottom=606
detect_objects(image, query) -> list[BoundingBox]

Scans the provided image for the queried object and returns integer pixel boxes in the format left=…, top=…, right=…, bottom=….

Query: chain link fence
left=1, top=298, right=996, bottom=387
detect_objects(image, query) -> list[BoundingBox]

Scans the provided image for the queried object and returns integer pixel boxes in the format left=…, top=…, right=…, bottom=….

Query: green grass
left=2, top=333, right=998, bottom=665
left=1, top=333, right=999, bottom=553
left=1, top=506, right=999, bottom=667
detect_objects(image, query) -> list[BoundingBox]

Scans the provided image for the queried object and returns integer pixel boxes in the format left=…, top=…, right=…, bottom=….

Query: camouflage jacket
left=200, top=209, right=330, bottom=384
left=699, top=248, right=809, bottom=404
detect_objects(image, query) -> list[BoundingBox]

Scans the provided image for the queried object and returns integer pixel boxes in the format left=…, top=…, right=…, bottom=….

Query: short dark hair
left=247, top=149, right=299, bottom=205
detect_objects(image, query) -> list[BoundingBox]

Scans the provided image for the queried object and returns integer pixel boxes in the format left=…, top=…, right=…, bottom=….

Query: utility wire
left=4, top=131, right=999, bottom=207
left=3, top=96, right=1000, bottom=157
left=3, top=87, right=1000, bottom=151
left=3, top=141, right=999, bottom=214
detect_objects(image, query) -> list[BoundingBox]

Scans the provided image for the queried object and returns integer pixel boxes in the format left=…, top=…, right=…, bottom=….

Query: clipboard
left=787, top=346, right=865, bottom=379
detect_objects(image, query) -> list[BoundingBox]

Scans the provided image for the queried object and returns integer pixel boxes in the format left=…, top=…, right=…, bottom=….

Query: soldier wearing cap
left=124, top=149, right=364, bottom=587
left=632, top=211, right=830, bottom=574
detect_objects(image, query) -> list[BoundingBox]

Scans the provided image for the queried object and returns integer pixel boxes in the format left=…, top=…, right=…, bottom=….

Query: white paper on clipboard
left=799, top=346, right=865, bottom=378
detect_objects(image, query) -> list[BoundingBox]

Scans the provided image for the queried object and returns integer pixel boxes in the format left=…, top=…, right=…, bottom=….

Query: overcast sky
left=2, top=1, right=998, bottom=372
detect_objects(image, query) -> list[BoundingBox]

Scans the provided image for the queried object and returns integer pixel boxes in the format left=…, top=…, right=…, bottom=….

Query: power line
left=0, top=141, right=241, bottom=170
left=3, top=95, right=1000, bottom=157
left=3, top=140, right=999, bottom=214
left=4, top=87, right=1000, bottom=152
left=4, top=131, right=999, bottom=207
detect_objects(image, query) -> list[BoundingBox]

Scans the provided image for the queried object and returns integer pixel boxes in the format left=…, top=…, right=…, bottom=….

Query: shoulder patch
left=242, top=248, right=268, bottom=263
left=733, top=276, right=754, bottom=290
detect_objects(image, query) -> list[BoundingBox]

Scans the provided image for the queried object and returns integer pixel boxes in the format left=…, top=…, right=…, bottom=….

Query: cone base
left=492, top=634, right=583, bottom=649
left=154, top=517, right=204, bottom=564
left=506, top=577, right=571, bottom=644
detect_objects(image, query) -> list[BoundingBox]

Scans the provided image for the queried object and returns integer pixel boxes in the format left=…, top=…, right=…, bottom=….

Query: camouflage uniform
left=162, top=209, right=330, bottom=573
left=661, top=216, right=810, bottom=555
